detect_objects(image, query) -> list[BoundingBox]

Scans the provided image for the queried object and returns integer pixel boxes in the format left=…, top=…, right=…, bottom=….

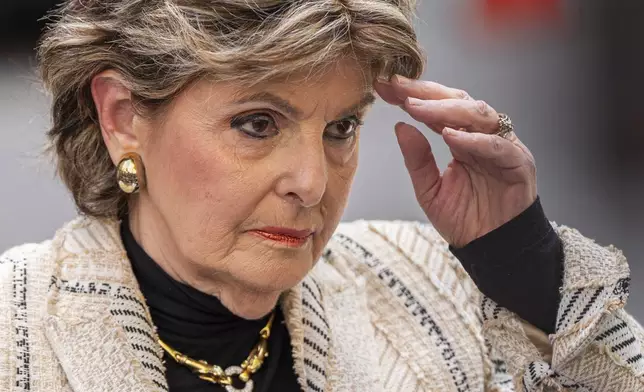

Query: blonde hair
left=39, top=0, right=425, bottom=217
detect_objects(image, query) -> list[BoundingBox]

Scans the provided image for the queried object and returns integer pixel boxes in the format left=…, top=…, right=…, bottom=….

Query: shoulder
left=331, top=219, right=458, bottom=276
left=0, top=214, right=121, bottom=320
left=0, top=239, right=55, bottom=302
left=318, top=220, right=488, bottom=388
left=0, top=241, right=55, bottom=282
left=0, top=240, right=56, bottom=359
left=0, top=215, right=94, bottom=274
left=334, top=219, right=447, bottom=254
left=326, top=219, right=480, bottom=307
left=0, top=231, right=64, bottom=385
left=0, top=215, right=118, bottom=297
left=0, top=236, right=61, bottom=321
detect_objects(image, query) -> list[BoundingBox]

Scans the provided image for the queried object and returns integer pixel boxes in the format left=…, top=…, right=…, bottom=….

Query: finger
left=374, top=80, right=443, bottom=134
left=391, top=75, right=473, bottom=101
left=374, top=76, right=472, bottom=106
left=443, top=128, right=475, bottom=164
left=374, top=79, right=405, bottom=106
left=442, top=128, right=524, bottom=167
left=404, top=98, right=499, bottom=134
left=395, top=122, right=441, bottom=206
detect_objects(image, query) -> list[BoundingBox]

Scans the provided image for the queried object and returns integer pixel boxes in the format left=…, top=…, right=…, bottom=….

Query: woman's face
left=134, top=60, right=374, bottom=302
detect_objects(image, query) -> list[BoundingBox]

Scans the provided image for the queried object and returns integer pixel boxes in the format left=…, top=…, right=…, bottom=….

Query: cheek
left=151, top=128, right=223, bottom=200
left=325, top=162, right=356, bottom=216
left=143, top=125, right=261, bottom=240
left=319, top=142, right=358, bottom=238
left=329, top=137, right=359, bottom=194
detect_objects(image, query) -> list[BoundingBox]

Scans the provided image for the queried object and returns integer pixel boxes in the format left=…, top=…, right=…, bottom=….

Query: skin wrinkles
left=94, top=59, right=373, bottom=319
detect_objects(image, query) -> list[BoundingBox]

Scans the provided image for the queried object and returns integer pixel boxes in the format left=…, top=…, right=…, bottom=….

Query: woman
left=1, top=0, right=641, bottom=391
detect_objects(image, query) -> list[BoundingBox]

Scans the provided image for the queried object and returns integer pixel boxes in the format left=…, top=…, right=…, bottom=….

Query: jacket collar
left=44, top=216, right=335, bottom=392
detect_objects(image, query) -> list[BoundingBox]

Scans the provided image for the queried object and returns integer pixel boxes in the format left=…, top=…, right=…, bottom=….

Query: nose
left=275, top=135, right=328, bottom=208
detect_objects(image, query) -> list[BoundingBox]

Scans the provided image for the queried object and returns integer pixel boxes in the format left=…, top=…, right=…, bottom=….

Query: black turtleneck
left=450, top=197, right=563, bottom=334
left=120, top=221, right=301, bottom=392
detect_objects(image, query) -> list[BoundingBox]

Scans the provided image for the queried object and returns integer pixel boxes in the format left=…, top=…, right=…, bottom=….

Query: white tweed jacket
left=1, top=216, right=643, bottom=392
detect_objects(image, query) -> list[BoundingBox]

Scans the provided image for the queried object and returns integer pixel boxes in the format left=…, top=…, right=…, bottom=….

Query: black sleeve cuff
left=449, top=197, right=564, bottom=334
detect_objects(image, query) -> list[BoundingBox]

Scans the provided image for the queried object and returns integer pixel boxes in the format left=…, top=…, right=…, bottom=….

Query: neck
left=127, top=202, right=280, bottom=320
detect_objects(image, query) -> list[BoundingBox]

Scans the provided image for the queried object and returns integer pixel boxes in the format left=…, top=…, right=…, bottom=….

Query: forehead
left=262, top=59, right=372, bottom=103
left=183, top=58, right=373, bottom=112
left=283, top=58, right=372, bottom=89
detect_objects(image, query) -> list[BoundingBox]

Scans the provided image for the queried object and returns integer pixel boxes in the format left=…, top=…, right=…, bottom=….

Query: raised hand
left=375, top=76, right=537, bottom=248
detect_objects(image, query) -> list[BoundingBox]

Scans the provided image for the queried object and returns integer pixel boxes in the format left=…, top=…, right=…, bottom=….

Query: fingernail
left=376, top=76, right=391, bottom=84
left=406, top=97, right=424, bottom=106
left=443, top=128, right=461, bottom=138
left=394, top=75, right=410, bottom=85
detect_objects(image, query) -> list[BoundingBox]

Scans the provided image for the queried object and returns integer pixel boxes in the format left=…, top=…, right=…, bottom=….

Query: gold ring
left=495, top=113, right=514, bottom=139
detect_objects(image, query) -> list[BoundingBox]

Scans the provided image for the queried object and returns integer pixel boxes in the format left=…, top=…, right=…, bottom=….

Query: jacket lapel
left=44, top=217, right=168, bottom=392
left=282, top=275, right=332, bottom=392
left=282, top=258, right=383, bottom=392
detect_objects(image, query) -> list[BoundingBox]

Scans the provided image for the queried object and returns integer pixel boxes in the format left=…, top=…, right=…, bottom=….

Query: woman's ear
left=91, top=70, right=139, bottom=165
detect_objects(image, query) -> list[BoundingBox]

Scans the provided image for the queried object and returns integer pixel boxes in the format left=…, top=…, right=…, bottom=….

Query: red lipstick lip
left=253, top=227, right=314, bottom=238
left=249, top=227, right=314, bottom=247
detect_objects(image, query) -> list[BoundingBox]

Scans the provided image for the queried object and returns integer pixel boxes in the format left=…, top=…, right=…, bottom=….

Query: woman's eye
left=325, top=117, right=362, bottom=140
left=231, top=113, right=278, bottom=139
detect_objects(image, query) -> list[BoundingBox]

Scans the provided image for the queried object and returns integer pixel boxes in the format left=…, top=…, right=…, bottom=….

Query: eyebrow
left=232, top=91, right=377, bottom=120
left=337, top=92, right=377, bottom=119
left=233, top=92, right=304, bottom=118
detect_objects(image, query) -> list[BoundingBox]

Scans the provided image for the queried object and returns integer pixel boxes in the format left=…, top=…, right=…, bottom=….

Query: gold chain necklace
left=158, top=312, right=275, bottom=392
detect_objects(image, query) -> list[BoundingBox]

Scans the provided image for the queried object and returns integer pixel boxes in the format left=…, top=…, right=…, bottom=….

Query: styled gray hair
left=39, top=0, right=425, bottom=217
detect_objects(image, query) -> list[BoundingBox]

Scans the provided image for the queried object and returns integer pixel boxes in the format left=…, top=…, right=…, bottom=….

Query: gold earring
left=117, top=153, right=146, bottom=194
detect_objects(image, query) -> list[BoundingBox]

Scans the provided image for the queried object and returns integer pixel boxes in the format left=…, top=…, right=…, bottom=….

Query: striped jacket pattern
left=0, top=216, right=642, bottom=391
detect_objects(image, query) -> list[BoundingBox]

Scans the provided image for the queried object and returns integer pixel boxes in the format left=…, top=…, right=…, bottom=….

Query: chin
left=225, top=268, right=305, bottom=320
left=243, top=255, right=313, bottom=293
left=231, top=294, right=283, bottom=320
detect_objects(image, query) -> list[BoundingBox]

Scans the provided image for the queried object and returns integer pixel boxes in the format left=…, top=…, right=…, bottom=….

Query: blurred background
left=1, top=0, right=643, bottom=318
